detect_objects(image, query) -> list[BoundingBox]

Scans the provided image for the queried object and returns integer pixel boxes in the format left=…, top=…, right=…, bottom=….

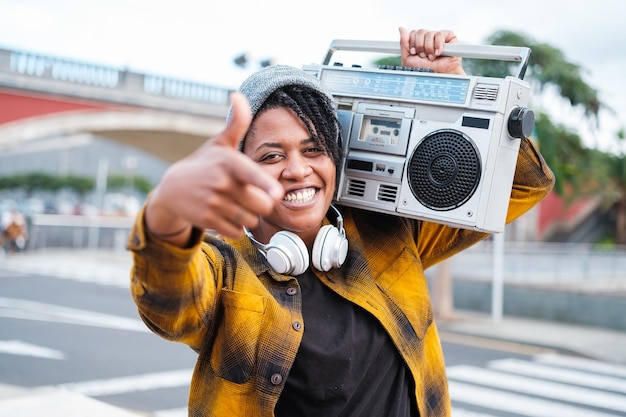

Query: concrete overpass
left=0, top=47, right=233, bottom=162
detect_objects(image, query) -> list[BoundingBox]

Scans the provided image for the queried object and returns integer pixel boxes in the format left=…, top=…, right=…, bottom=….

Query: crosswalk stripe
left=151, top=407, right=187, bottom=417
left=450, top=408, right=498, bottom=417
left=448, top=380, right=619, bottom=417
left=489, top=358, right=626, bottom=394
left=40, top=369, right=193, bottom=397
left=447, top=365, right=626, bottom=413
left=534, top=352, right=626, bottom=378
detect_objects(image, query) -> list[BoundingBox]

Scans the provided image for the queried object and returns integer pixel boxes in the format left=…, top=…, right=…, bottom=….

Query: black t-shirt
left=274, top=269, right=418, bottom=417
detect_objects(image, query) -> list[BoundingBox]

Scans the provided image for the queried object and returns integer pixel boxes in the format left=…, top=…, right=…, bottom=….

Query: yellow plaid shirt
left=128, top=137, right=554, bottom=417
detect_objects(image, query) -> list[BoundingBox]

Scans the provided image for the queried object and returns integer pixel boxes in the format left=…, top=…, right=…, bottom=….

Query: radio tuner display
left=321, top=68, right=469, bottom=104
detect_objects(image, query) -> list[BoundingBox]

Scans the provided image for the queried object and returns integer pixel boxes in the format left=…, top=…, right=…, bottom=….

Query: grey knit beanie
left=229, top=64, right=335, bottom=120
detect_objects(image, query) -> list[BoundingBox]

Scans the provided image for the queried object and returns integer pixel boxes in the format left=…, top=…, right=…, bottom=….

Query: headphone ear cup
left=312, top=225, right=349, bottom=271
left=266, top=231, right=309, bottom=275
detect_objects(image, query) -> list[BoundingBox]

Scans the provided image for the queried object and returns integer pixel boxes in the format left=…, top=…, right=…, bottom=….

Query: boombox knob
left=508, top=107, right=535, bottom=139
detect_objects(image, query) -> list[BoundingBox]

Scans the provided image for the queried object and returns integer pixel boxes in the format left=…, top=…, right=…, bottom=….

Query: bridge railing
left=0, top=47, right=234, bottom=112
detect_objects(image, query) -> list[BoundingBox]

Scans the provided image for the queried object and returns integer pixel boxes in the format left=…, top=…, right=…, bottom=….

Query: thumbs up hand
left=145, top=92, right=284, bottom=244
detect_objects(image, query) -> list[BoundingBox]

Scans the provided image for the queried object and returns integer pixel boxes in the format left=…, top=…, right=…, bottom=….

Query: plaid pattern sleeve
left=126, top=205, right=220, bottom=351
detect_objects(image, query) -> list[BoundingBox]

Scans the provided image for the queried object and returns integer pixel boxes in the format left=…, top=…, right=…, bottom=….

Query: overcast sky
left=1, top=0, right=624, bottom=151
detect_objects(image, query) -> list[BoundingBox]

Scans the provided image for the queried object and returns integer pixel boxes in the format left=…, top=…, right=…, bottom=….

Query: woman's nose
left=281, top=154, right=312, bottom=179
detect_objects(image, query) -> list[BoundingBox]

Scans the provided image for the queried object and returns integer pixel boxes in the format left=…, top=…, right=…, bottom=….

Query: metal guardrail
left=0, top=47, right=234, bottom=114
left=15, top=215, right=626, bottom=286
left=24, top=214, right=133, bottom=252
left=447, top=239, right=626, bottom=284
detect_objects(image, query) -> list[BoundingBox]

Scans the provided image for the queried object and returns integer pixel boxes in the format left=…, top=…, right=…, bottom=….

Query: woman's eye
left=260, top=153, right=283, bottom=163
left=305, top=146, right=324, bottom=154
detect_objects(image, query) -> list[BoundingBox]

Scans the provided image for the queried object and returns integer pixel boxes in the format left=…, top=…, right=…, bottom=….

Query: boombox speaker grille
left=407, top=129, right=481, bottom=211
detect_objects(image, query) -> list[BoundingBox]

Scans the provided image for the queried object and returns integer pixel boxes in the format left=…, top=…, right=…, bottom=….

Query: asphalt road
left=1, top=258, right=625, bottom=416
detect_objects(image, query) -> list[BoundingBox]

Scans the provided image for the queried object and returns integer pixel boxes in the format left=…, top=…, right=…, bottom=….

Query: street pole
left=88, top=157, right=108, bottom=249
left=492, top=230, right=505, bottom=322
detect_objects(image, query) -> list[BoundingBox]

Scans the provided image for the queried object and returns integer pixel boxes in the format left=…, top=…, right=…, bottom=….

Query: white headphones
left=244, top=205, right=349, bottom=275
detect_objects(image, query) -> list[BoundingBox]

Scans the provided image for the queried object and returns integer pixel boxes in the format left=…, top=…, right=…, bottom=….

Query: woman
left=128, top=27, right=554, bottom=417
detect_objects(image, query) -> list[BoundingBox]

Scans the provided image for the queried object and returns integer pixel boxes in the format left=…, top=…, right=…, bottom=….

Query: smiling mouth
left=284, top=188, right=316, bottom=204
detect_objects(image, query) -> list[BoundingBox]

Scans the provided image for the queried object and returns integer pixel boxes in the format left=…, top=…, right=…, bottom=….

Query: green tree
left=0, top=173, right=153, bottom=198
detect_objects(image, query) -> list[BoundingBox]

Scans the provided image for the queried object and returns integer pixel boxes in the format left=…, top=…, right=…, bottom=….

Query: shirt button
left=292, top=321, right=302, bottom=331
left=271, top=373, right=283, bottom=385
left=286, top=287, right=297, bottom=296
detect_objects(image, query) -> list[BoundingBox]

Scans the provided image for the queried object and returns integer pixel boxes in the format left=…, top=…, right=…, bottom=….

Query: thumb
left=398, top=26, right=411, bottom=58
left=215, top=92, right=252, bottom=150
left=398, top=26, right=408, bottom=39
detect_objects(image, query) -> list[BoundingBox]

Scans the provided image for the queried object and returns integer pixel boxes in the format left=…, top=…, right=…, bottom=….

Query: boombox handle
left=322, top=40, right=531, bottom=80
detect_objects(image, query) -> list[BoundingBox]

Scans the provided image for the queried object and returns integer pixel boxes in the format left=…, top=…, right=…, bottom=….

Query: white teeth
left=284, top=188, right=315, bottom=204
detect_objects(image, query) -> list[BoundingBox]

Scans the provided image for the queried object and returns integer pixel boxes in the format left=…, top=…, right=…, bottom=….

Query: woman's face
left=243, top=106, right=337, bottom=246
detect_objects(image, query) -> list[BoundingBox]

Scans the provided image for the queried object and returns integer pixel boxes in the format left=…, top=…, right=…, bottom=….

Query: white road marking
left=448, top=380, right=620, bottom=417
left=151, top=407, right=187, bottom=417
left=0, top=297, right=148, bottom=332
left=489, top=358, right=626, bottom=393
left=534, top=351, right=626, bottom=378
left=450, top=408, right=497, bottom=417
left=447, top=364, right=626, bottom=413
left=41, top=369, right=193, bottom=397
left=0, top=340, right=64, bottom=360
left=0, top=390, right=140, bottom=417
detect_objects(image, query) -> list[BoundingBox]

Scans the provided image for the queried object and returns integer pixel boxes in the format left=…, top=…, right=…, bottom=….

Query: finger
left=211, top=200, right=263, bottom=240
left=411, top=29, right=428, bottom=59
left=236, top=182, right=279, bottom=217
left=216, top=219, right=246, bottom=240
left=212, top=92, right=253, bottom=151
left=421, top=31, right=437, bottom=60
left=433, top=30, right=458, bottom=55
left=398, top=26, right=412, bottom=58
left=223, top=152, right=284, bottom=202
left=208, top=181, right=276, bottom=224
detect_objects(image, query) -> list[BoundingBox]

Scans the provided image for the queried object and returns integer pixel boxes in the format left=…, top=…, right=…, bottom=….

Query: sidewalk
left=1, top=248, right=626, bottom=416
left=437, top=310, right=626, bottom=365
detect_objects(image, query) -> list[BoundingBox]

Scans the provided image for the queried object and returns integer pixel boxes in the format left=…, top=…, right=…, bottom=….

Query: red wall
left=537, top=190, right=596, bottom=237
left=0, top=88, right=122, bottom=124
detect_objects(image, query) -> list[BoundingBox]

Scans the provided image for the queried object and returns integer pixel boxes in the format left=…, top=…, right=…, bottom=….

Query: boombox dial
left=407, top=130, right=481, bottom=211
left=508, top=107, right=535, bottom=139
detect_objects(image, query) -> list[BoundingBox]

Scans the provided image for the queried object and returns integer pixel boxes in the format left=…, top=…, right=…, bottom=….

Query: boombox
left=303, top=40, right=535, bottom=233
